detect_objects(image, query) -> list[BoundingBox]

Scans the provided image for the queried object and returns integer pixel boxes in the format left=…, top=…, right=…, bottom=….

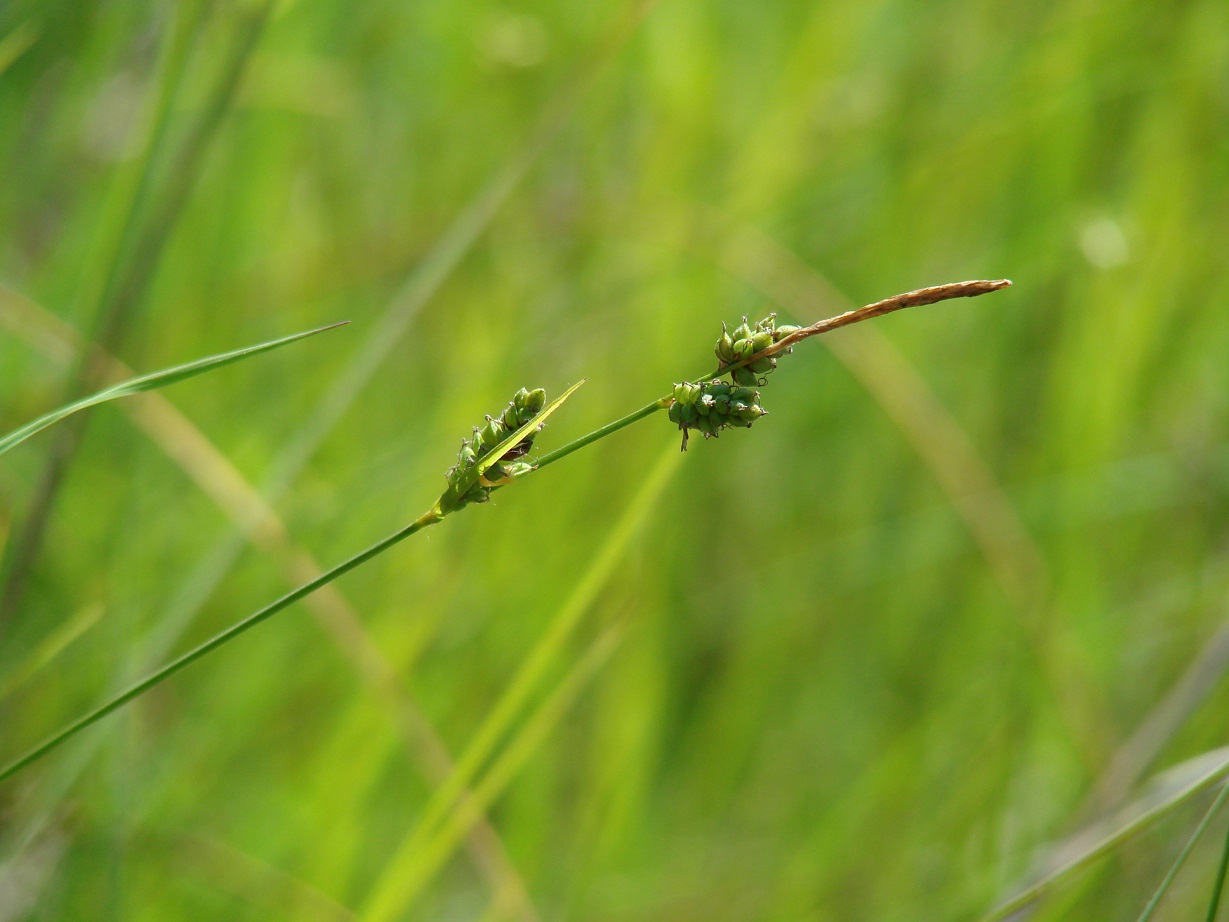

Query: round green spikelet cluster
left=714, top=312, right=802, bottom=386
left=443, top=387, right=546, bottom=510
left=668, top=380, right=766, bottom=449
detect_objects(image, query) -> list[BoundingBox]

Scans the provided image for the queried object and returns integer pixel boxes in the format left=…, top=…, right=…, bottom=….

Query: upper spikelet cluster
left=714, top=313, right=802, bottom=386
left=443, top=387, right=546, bottom=511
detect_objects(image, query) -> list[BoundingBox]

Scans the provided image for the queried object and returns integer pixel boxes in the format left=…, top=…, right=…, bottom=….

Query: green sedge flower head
left=667, top=379, right=767, bottom=450
left=714, top=312, right=802, bottom=386
left=443, top=387, right=546, bottom=510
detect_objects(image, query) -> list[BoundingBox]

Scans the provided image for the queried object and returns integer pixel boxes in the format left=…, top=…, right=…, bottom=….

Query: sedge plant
left=0, top=278, right=1009, bottom=783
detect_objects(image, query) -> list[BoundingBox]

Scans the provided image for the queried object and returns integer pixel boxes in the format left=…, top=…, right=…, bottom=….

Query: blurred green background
left=2, top=0, right=1229, bottom=919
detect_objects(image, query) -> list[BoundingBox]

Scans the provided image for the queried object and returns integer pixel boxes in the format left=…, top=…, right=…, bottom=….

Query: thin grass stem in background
left=364, top=626, right=626, bottom=922
left=979, top=750, right=1229, bottom=922
left=360, top=443, right=683, bottom=922
left=1207, top=810, right=1229, bottom=922
left=1137, top=781, right=1229, bottom=922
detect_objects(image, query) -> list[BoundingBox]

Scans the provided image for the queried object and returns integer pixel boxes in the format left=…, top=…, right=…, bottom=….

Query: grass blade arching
left=0, top=321, right=348, bottom=457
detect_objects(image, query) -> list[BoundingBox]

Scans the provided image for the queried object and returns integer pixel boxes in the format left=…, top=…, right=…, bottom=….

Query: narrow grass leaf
left=981, top=748, right=1229, bottom=921
left=1137, top=781, right=1229, bottom=922
left=0, top=21, right=39, bottom=77
left=361, top=627, right=624, bottom=921
left=361, top=443, right=683, bottom=922
left=1207, top=812, right=1229, bottom=922
left=0, top=322, right=347, bottom=457
left=0, top=603, right=102, bottom=701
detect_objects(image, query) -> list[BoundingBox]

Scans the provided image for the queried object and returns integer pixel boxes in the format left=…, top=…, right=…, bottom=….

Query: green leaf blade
left=0, top=321, right=348, bottom=457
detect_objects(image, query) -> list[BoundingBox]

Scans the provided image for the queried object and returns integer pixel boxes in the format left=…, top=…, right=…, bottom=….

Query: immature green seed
left=733, top=319, right=753, bottom=342
left=673, top=382, right=702, bottom=406
left=731, top=366, right=759, bottom=387
left=522, top=388, right=546, bottom=414
left=750, top=329, right=774, bottom=353
left=734, top=403, right=766, bottom=423
left=480, top=417, right=504, bottom=448
left=716, top=328, right=737, bottom=364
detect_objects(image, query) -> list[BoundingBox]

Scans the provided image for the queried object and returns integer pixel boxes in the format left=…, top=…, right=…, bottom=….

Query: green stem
left=531, top=366, right=725, bottom=471
left=1207, top=804, right=1229, bottom=922
left=0, top=507, right=443, bottom=784
left=1137, top=781, right=1229, bottom=922
left=532, top=397, right=669, bottom=471
left=979, top=755, right=1229, bottom=922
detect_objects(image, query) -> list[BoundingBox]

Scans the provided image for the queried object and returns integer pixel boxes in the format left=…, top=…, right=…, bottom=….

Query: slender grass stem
left=531, top=398, right=668, bottom=471
left=979, top=752, right=1229, bottom=922
left=0, top=508, right=443, bottom=784
left=1137, top=781, right=1229, bottom=922
left=1207, top=807, right=1229, bottom=921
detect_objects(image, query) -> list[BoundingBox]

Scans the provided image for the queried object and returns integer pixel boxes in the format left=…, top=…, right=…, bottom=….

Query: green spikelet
left=675, top=309, right=798, bottom=446
left=669, top=379, right=766, bottom=450
left=712, top=310, right=800, bottom=387
left=443, top=387, right=548, bottom=511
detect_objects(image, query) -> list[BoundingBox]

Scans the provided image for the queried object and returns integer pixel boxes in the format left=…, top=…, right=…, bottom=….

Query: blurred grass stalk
left=979, top=749, right=1229, bottom=921
left=0, top=0, right=273, bottom=621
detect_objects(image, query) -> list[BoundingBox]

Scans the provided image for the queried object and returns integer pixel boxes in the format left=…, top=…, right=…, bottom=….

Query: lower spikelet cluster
left=667, top=380, right=766, bottom=449
left=444, top=387, right=546, bottom=510
left=714, top=313, right=801, bottom=386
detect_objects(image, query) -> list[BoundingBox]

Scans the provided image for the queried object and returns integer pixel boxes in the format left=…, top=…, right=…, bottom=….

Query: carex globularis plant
left=0, top=278, right=1011, bottom=783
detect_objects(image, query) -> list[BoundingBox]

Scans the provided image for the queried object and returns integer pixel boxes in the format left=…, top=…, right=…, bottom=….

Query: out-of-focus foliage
left=1, top=0, right=1228, bottom=919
